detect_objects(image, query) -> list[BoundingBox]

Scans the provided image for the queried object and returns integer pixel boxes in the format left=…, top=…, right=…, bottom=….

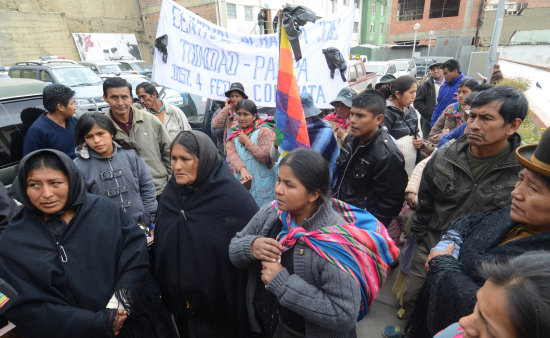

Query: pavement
left=356, top=259, right=406, bottom=338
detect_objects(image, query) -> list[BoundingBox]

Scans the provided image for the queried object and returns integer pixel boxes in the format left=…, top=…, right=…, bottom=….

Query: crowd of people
left=0, top=56, right=549, bottom=338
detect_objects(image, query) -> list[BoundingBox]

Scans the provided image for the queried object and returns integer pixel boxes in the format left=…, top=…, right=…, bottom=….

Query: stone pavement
left=356, top=264, right=406, bottom=338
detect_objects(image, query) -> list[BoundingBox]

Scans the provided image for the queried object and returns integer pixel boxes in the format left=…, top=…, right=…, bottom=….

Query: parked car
left=8, top=61, right=109, bottom=113
left=364, top=61, right=398, bottom=84
left=0, top=78, right=48, bottom=187
left=116, top=59, right=153, bottom=77
left=392, top=59, right=417, bottom=78
left=413, top=56, right=452, bottom=80
left=348, top=59, right=377, bottom=92
left=79, top=61, right=125, bottom=75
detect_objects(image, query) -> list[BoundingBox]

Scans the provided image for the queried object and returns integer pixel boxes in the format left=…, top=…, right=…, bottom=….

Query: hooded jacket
left=0, top=149, right=173, bottom=337
left=74, top=142, right=157, bottom=226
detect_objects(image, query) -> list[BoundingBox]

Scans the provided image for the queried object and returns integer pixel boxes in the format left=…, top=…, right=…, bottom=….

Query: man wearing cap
left=386, top=86, right=528, bottom=336
left=333, top=90, right=407, bottom=228
left=323, top=87, right=358, bottom=146
left=414, top=63, right=443, bottom=137
left=300, top=93, right=339, bottom=184
left=211, top=82, right=248, bottom=155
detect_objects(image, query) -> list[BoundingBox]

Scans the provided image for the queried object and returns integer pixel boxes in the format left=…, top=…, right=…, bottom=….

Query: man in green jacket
left=104, top=77, right=172, bottom=196
left=383, top=86, right=529, bottom=338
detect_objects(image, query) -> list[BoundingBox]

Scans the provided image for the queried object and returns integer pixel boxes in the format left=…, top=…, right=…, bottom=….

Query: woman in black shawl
left=0, top=149, right=173, bottom=337
left=154, top=130, right=259, bottom=337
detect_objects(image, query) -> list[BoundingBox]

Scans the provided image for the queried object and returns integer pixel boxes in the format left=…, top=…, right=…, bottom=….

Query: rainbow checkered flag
left=275, top=16, right=310, bottom=156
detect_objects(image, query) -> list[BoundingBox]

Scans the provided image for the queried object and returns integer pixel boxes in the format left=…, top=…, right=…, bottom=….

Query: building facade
left=360, top=0, right=388, bottom=45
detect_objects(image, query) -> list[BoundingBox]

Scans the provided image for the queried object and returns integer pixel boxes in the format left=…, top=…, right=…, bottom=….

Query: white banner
left=152, top=0, right=354, bottom=108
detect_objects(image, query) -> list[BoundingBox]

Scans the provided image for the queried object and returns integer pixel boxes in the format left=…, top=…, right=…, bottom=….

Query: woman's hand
left=224, top=98, right=232, bottom=110
left=425, top=243, right=455, bottom=271
left=261, top=260, right=283, bottom=286
left=406, top=192, right=417, bottom=210
left=240, top=167, right=253, bottom=182
left=238, top=131, right=249, bottom=145
left=413, top=137, right=424, bottom=149
left=251, top=237, right=281, bottom=262
left=113, top=309, right=127, bottom=336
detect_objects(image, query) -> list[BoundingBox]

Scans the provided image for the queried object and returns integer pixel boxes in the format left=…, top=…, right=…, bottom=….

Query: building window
left=370, top=22, right=374, bottom=33
left=380, top=23, right=384, bottom=34
left=372, top=2, right=376, bottom=14
left=245, top=6, right=253, bottom=21
left=226, top=3, right=236, bottom=19
left=344, top=0, right=348, bottom=5
left=396, top=0, right=425, bottom=21
left=429, top=0, right=460, bottom=18
left=381, top=4, right=385, bottom=16
left=331, top=0, right=337, bottom=13
left=355, top=0, right=360, bottom=9
left=354, top=22, right=359, bottom=33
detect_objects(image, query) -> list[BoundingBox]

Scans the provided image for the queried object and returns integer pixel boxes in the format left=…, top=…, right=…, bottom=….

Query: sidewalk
left=356, top=265, right=406, bottom=337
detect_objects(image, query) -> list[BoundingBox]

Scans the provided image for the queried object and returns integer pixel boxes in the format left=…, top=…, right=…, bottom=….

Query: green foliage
left=518, top=111, right=543, bottom=144
left=495, top=77, right=532, bottom=92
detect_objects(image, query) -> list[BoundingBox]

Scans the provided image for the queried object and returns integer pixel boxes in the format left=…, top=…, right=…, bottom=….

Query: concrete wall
left=477, top=7, right=550, bottom=46
left=0, top=0, right=147, bottom=66
left=498, top=45, right=550, bottom=67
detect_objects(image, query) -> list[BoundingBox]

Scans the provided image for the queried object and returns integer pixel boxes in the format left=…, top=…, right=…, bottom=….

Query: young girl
left=74, top=113, right=157, bottom=232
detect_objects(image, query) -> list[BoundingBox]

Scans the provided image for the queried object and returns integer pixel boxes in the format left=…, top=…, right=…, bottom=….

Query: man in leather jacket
left=333, top=90, right=407, bottom=227
left=401, top=86, right=528, bottom=323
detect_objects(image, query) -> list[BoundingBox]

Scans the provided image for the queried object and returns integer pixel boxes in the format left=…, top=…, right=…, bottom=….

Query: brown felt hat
left=516, top=128, right=550, bottom=178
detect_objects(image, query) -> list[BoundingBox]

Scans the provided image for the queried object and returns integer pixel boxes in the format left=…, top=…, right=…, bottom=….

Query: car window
left=349, top=65, right=358, bottom=82
left=119, top=63, right=133, bottom=71
left=39, top=70, right=53, bottom=82
left=365, top=64, right=385, bottom=75
left=388, top=65, right=397, bottom=74
left=0, top=96, right=45, bottom=168
left=396, top=62, right=408, bottom=71
left=356, top=64, right=365, bottom=78
left=132, top=61, right=152, bottom=72
left=20, top=69, right=37, bottom=80
left=8, top=70, right=20, bottom=78
left=98, top=64, right=123, bottom=74
left=50, top=67, right=103, bottom=86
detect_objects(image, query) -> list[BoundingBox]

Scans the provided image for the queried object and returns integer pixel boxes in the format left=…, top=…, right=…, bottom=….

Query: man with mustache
left=398, top=86, right=528, bottom=330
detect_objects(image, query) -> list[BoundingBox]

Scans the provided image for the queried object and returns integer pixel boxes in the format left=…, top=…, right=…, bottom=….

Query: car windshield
left=365, top=64, right=386, bottom=75
left=123, top=77, right=151, bottom=96
left=131, top=61, right=152, bottom=72
left=51, top=67, right=103, bottom=86
left=98, top=64, right=122, bottom=74
left=396, top=62, right=408, bottom=71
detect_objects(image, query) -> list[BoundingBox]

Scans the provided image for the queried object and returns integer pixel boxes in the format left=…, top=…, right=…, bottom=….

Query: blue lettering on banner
left=253, top=84, right=277, bottom=104
left=253, top=56, right=265, bottom=80
left=300, top=85, right=326, bottom=104
left=295, top=59, right=308, bottom=82
left=181, top=40, right=238, bottom=75
left=265, top=57, right=277, bottom=81
left=240, top=35, right=278, bottom=49
left=171, top=65, right=192, bottom=86
left=172, top=5, right=230, bottom=43
left=317, top=19, right=340, bottom=42
left=210, top=78, right=230, bottom=96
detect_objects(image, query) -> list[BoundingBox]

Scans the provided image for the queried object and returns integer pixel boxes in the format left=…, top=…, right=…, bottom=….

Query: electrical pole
left=485, top=0, right=505, bottom=81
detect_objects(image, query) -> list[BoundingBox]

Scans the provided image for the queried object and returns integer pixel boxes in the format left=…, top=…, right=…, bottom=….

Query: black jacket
left=411, top=133, right=523, bottom=250
left=333, top=128, right=407, bottom=226
left=414, top=78, right=437, bottom=120
left=409, top=207, right=550, bottom=337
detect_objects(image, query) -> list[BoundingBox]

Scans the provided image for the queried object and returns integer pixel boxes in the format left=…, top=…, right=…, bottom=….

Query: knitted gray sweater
left=229, top=200, right=361, bottom=337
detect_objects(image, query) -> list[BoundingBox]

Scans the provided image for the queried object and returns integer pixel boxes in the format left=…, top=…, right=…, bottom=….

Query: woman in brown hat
left=405, top=127, right=550, bottom=337
left=211, top=82, right=248, bottom=155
